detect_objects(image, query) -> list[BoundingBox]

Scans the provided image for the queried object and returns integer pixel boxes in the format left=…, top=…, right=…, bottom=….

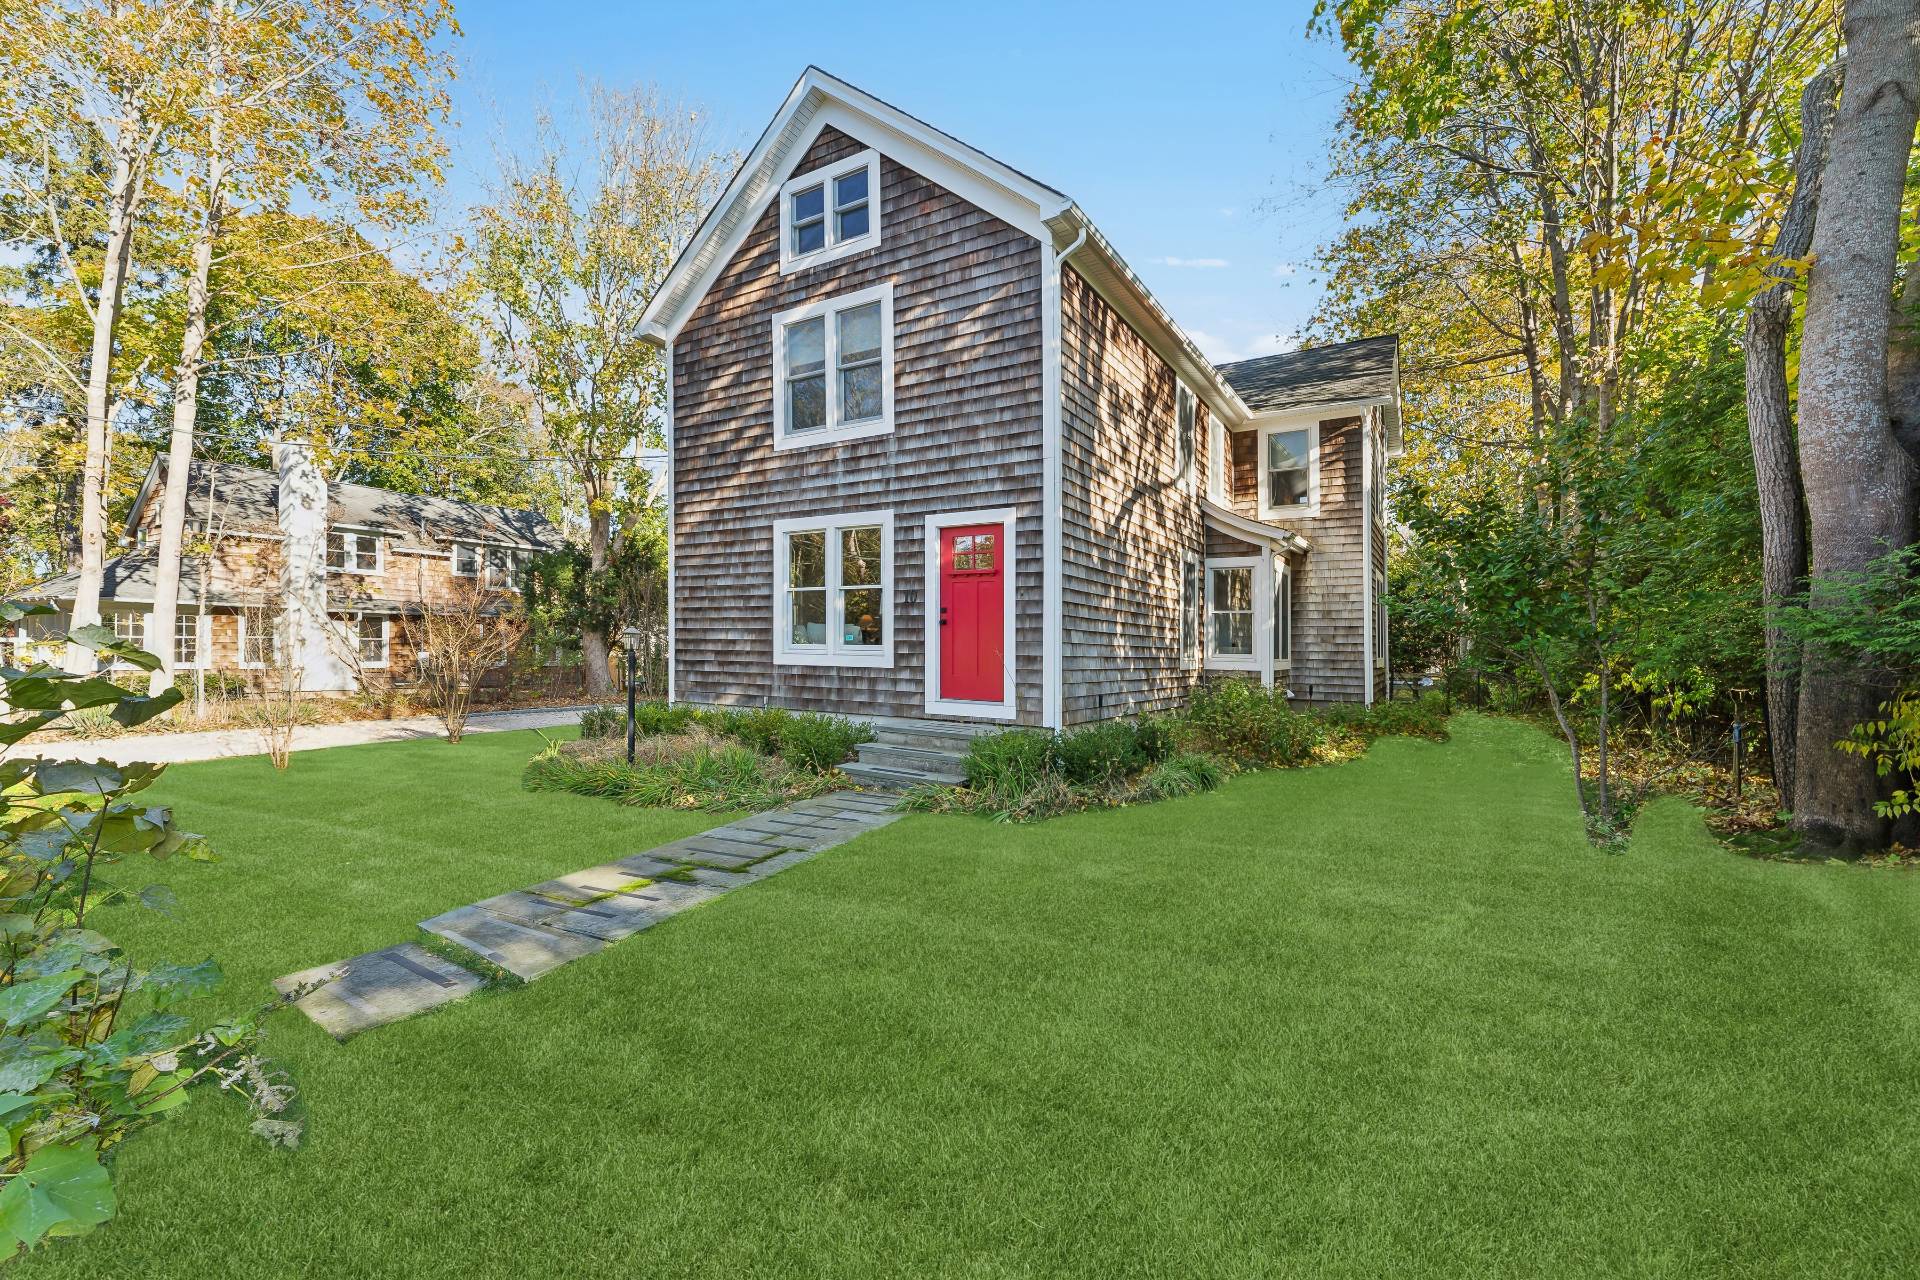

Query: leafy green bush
left=578, top=705, right=624, bottom=739
left=692, top=706, right=792, bottom=756
left=963, top=730, right=1054, bottom=792
left=0, top=603, right=300, bottom=1259
left=1050, top=720, right=1155, bottom=784
left=775, top=713, right=873, bottom=772
left=1179, top=679, right=1328, bottom=766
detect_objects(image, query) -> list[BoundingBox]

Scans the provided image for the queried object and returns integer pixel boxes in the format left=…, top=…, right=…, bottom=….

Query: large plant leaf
left=62, top=626, right=159, bottom=673
left=0, top=603, right=55, bottom=624
left=110, top=687, right=182, bottom=727
left=0, top=971, right=83, bottom=1029
left=144, top=959, right=223, bottom=1008
left=0, top=714, right=60, bottom=747
left=0, top=1139, right=115, bottom=1253
left=30, top=761, right=124, bottom=798
left=0, top=1049, right=82, bottom=1093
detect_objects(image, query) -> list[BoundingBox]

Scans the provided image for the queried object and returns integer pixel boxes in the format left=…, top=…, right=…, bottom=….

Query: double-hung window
left=327, top=529, right=381, bottom=574
left=344, top=613, right=389, bottom=668
left=174, top=611, right=203, bottom=668
left=1258, top=419, right=1319, bottom=518
left=452, top=543, right=480, bottom=578
left=772, top=510, right=893, bottom=668
left=772, top=283, right=894, bottom=449
left=453, top=542, right=526, bottom=590
left=238, top=611, right=280, bottom=669
left=1206, top=560, right=1258, bottom=666
left=778, top=149, right=882, bottom=272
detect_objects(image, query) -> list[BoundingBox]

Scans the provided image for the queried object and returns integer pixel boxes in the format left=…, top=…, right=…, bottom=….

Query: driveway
left=56, top=705, right=590, bottom=766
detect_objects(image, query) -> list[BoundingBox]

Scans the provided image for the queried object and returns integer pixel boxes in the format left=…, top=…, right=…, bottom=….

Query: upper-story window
left=1258, top=419, right=1320, bottom=519
left=327, top=529, right=381, bottom=574
left=1175, top=381, right=1196, bottom=485
left=772, top=283, right=895, bottom=451
left=453, top=542, right=527, bottom=591
left=779, top=148, right=882, bottom=273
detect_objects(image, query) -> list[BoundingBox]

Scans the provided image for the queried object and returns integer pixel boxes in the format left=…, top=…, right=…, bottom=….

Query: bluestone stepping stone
left=612, top=852, right=697, bottom=878
left=421, top=904, right=604, bottom=980
left=543, top=895, right=671, bottom=942
left=274, top=944, right=483, bottom=1040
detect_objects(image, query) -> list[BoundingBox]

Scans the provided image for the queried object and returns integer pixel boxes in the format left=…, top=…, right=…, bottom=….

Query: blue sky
left=444, top=0, right=1357, bottom=363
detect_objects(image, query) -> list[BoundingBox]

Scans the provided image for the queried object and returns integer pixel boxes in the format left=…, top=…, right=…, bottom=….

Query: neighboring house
left=639, top=67, right=1403, bottom=730
left=14, top=455, right=561, bottom=689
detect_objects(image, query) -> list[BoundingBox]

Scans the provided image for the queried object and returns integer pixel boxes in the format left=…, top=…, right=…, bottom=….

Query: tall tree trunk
left=66, top=126, right=146, bottom=671
left=1793, top=0, right=1920, bottom=854
left=580, top=504, right=614, bottom=696
left=147, top=61, right=227, bottom=696
left=1743, top=61, right=1842, bottom=806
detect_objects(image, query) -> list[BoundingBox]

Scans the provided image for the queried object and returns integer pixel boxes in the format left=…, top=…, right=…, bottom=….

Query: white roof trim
left=636, top=67, right=1264, bottom=432
left=639, top=66, right=1067, bottom=345
left=1201, top=499, right=1311, bottom=554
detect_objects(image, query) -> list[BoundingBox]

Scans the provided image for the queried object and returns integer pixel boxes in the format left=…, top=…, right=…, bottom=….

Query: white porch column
left=274, top=438, right=354, bottom=692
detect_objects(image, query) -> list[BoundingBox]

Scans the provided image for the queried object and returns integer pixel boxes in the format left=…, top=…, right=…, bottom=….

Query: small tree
left=404, top=584, right=527, bottom=744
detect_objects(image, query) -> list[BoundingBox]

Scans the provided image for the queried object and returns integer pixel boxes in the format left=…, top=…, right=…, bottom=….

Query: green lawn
left=22, top=716, right=1920, bottom=1278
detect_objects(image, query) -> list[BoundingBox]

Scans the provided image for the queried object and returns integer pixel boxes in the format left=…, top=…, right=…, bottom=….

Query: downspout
left=1042, top=212, right=1089, bottom=730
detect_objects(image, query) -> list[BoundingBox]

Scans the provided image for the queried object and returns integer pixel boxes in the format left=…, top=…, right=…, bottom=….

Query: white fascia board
left=1199, top=499, right=1311, bottom=555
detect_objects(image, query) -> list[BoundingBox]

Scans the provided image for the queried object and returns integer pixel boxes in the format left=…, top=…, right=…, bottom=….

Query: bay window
left=772, top=283, right=894, bottom=449
left=778, top=148, right=882, bottom=272
left=772, top=510, right=893, bottom=668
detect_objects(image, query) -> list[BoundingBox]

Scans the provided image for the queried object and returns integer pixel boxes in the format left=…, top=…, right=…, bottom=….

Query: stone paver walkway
left=275, top=789, right=904, bottom=1039
left=68, top=705, right=592, bottom=766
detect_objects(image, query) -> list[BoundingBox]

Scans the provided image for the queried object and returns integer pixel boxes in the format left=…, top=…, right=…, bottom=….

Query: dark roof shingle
left=1214, top=334, right=1400, bottom=416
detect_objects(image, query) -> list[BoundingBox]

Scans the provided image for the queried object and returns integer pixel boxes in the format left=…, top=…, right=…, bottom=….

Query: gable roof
left=638, top=66, right=1255, bottom=427
left=125, top=457, right=563, bottom=552
left=1217, top=335, right=1403, bottom=453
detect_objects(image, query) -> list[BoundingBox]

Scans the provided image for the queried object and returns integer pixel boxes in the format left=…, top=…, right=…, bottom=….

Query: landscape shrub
left=1140, top=751, right=1229, bottom=800
left=1179, top=680, right=1328, bottom=766
left=776, top=712, right=873, bottom=772
left=963, top=729, right=1053, bottom=792
left=1050, top=719, right=1161, bottom=784
left=578, top=704, right=624, bottom=739
left=525, top=733, right=833, bottom=811
left=692, top=706, right=792, bottom=756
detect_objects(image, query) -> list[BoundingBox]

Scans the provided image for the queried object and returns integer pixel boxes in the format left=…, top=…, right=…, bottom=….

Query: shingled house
left=638, top=68, right=1402, bottom=752
left=16, top=454, right=561, bottom=690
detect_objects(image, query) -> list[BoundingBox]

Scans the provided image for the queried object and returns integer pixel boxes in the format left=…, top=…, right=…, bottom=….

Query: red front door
left=938, top=523, right=1004, bottom=703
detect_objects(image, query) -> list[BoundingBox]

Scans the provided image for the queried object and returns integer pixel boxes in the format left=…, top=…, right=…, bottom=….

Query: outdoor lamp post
left=619, top=626, right=643, bottom=764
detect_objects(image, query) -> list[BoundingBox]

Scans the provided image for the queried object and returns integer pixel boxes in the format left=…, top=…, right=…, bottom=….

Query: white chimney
left=273, top=438, right=354, bottom=692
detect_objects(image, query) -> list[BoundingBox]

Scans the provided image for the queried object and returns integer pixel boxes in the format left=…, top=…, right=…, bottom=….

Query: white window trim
left=770, top=282, right=896, bottom=451
left=1209, top=414, right=1230, bottom=504
left=771, top=508, right=894, bottom=670
left=778, top=147, right=883, bottom=274
left=452, top=542, right=480, bottom=578
left=1204, top=557, right=1264, bottom=673
left=1273, top=555, right=1293, bottom=673
left=236, top=612, right=281, bottom=671
left=1174, top=379, right=1197, bottom=488
left=353, top=614, right=390, bottom=669
left=172, top=611, right=211, bottom=671
left=1181, top=551, right=1203, bottom=672
left=922, top=507, right=1019, bottom=721
left=327, top=528, right=384, bottom=575
left=1256, top=415, right=1322, bottom=521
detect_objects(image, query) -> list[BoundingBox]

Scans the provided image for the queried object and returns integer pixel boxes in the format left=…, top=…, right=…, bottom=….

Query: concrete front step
left=840, top=760, right=965, bottom=791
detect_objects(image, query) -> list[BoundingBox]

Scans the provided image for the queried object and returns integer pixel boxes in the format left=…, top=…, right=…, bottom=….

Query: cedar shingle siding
left=1059, top=265, right=1204, bottom=724
left=671, top=126, right=1046, bottom=722
left=1224, top=415, right=1369, bottom=703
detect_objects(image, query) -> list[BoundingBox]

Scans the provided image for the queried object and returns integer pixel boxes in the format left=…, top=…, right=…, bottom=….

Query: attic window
left=779, top=149, right=882, bottom=273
